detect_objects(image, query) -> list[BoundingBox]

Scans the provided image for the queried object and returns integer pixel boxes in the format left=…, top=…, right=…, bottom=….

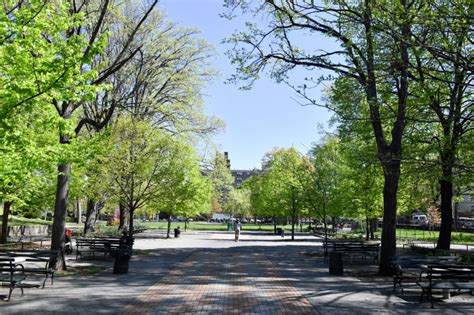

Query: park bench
left=0, top=250, right=58, bottom=289
left=0, top=254, right=26, bottom=301
left=132, top=225, right=147, bottom=234
left=75, top=238, right=120, bottom=260
left=324, top=240, right=380, bottom=263
left=390, top=255, right=461, bottom=294
left=417, top=264, right=474, bottom=308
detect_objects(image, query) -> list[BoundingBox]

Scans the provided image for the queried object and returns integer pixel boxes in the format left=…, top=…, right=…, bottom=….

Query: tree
left=224, top=187, right=251, bottom=219
left=408, top=0, right=473, bottom=249
left=152, top=145, right=212, bottom=237
left=48, top=0, right=160, bottom=271
left=206, top=152, right=234, bottom=213
left=260, top=148, right=308, bottom=240
left=303, top=136, right=352, bottom=248
left=224, top=0, right=415, bottom=274
left=78, top=8, right=222, bottom=235
left=0, top=1, right=97, bottom=242
left=245, top=169, right=285, bottom=234
left=103, top=117, right=181, bottom=234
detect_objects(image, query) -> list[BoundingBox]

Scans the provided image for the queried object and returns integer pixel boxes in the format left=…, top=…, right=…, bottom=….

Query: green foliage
left=247, top=148, right=308, bottom=221
left=101, top=116, right=211, bottom=221
left=224, top=187, right=251, bottom=218
left=206, top=152, right=234, bottom=212
left=0, top=1, right=103, bottom=117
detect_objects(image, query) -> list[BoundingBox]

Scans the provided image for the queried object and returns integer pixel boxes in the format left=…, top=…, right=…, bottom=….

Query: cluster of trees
left=244, top=141, right=379, bottom=242
left=224, top=0, right=473, bottom=274
left=1, top=1, right=223, bottom=270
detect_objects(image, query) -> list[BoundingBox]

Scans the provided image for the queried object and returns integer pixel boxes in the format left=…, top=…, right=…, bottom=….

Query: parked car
left=412, top=214, right=428, bottom=226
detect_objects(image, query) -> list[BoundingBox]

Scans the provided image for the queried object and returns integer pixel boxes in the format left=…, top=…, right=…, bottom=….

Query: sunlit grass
left=141, top=221, right=312, bottom=232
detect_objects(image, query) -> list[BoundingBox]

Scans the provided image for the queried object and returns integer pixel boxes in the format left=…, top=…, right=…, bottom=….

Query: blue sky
left=160, top=0, right=332, bottom=170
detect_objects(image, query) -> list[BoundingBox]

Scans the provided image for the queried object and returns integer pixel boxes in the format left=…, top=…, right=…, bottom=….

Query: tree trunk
left=436, top=174, right=453, bottom=250
left=76, top=198, right=82, bottom=224
left=1, top=201, right=12, bottom=243
left=128, top=209, right=135, bottom=236
left=273, top=216, right=277, bottom=235
left=365, top=212, right=370, bottom=241
left=83, top=199, right=97, bottom=236
left=370, top=218, right=376, bottom=240
left=323, top=217, right=328, bottom=256
left=167, top=218, right=171, bottom=238
left=291, top=190, right=296, bottom=240
left=291, top=212, right=295, bottom=240
left=50, top=162, right=71, bottom=271
left=119, top=203, right=128, bottom=231
left=453, top=201, right=458, bottom=231
left=379, top=172, right=399, bottom=275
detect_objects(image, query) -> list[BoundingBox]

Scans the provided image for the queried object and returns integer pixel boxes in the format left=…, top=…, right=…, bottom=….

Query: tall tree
left=261, top=148, right=307, bottom=240
left=49, top=0, right=160, bottom=270
left=408, top=0, right=473, bottom=249
left=207, top=152, right=234, bottom=213
left=152, top=144, right=212, bottom=238
left=103, top=117, right=185, bottom=235
left=224, top=0, right=414, bottom=274
left=304, top=136, right=351, bottom=246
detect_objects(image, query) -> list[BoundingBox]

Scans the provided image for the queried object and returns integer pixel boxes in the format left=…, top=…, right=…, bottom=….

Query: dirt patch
left=56, top=266, right=107, bottom=277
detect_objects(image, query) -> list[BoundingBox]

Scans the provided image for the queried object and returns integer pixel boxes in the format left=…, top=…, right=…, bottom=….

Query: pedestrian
left=233, top=219, right=241, bottom=242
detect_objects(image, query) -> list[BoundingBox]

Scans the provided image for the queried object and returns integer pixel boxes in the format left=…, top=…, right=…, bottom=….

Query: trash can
left=276, top=228, right=285, bottom=237
left=227, top=223, right=233, bottom=231
left=113, top=254, right=130, bottom=274
left=113, top=233, right=134, bottom=274
left=328, top=252, right=343, bottom=275
left=174, top=228, right=181, bottom=238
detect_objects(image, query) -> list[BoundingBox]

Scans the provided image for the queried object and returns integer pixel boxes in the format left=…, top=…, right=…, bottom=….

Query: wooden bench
left=324, top=241, right=380, bottom=263
left=417, top=264, right=474, bottom=308
left=0, top=250, right=58, bottom=289
left=390, top=255, right=461, bottom=294
left=75, top=238, right=120, bottom=260
left=133, top=225, right=147, bottom=234
left=0, top=254, right=26, bottom=301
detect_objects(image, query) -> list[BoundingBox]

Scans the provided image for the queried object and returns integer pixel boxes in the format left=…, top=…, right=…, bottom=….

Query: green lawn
left=142, top=221, right=310, bottom=232
left=394, top=228, right=474, bottom=245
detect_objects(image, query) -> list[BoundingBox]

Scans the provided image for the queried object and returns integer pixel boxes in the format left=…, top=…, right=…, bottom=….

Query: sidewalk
left=1, top=231, right=473, bottom=314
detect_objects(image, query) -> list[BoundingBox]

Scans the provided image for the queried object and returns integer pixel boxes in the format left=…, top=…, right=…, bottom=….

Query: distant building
left=231, top=170, right=254, bottom=187
left=224, top=152, right=256, bottom=187
left=455, top=194, right=474, bottom=217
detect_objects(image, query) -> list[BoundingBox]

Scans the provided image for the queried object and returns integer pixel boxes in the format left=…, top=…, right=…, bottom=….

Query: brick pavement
left=2, top=231, right=473, bottom=314
left=121, top=248, right=319, bottom=314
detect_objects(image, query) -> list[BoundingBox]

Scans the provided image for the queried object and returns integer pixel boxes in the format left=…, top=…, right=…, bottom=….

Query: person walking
left=233, top=219, right=242, bottom=242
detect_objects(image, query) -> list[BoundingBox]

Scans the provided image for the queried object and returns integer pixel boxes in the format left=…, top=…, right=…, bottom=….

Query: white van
left=412, top=214, right=428, bottom=226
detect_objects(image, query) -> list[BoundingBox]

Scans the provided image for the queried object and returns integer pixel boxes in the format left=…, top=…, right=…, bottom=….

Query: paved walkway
left=1, top=230, right=474, bottom=314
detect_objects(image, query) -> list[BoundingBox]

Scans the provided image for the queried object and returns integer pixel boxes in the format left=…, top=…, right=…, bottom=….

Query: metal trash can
left=113, top=234, right=134, bottom=274
left=328, top=252, right=343, bottom=275
left=174, top=228, right=181, bottom=238
left=113, top=254, right=130, bottom=274
left=227, top=223, right=233, bottom=231
left=276, top=228, right=285, bottom=237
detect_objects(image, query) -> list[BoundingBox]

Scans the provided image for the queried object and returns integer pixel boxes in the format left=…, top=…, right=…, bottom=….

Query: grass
left=141, top=221, right=312, bottom=232
left=394, top=228, right=474, bottom=245
left=56, top=266, right=107, bottom=277
left=6, top=216, right=52, bottom=226
left=349, top=228, right=474, bottom=245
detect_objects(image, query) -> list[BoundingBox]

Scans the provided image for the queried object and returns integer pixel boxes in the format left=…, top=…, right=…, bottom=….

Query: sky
left=160, top=0, right=333, bottom=170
